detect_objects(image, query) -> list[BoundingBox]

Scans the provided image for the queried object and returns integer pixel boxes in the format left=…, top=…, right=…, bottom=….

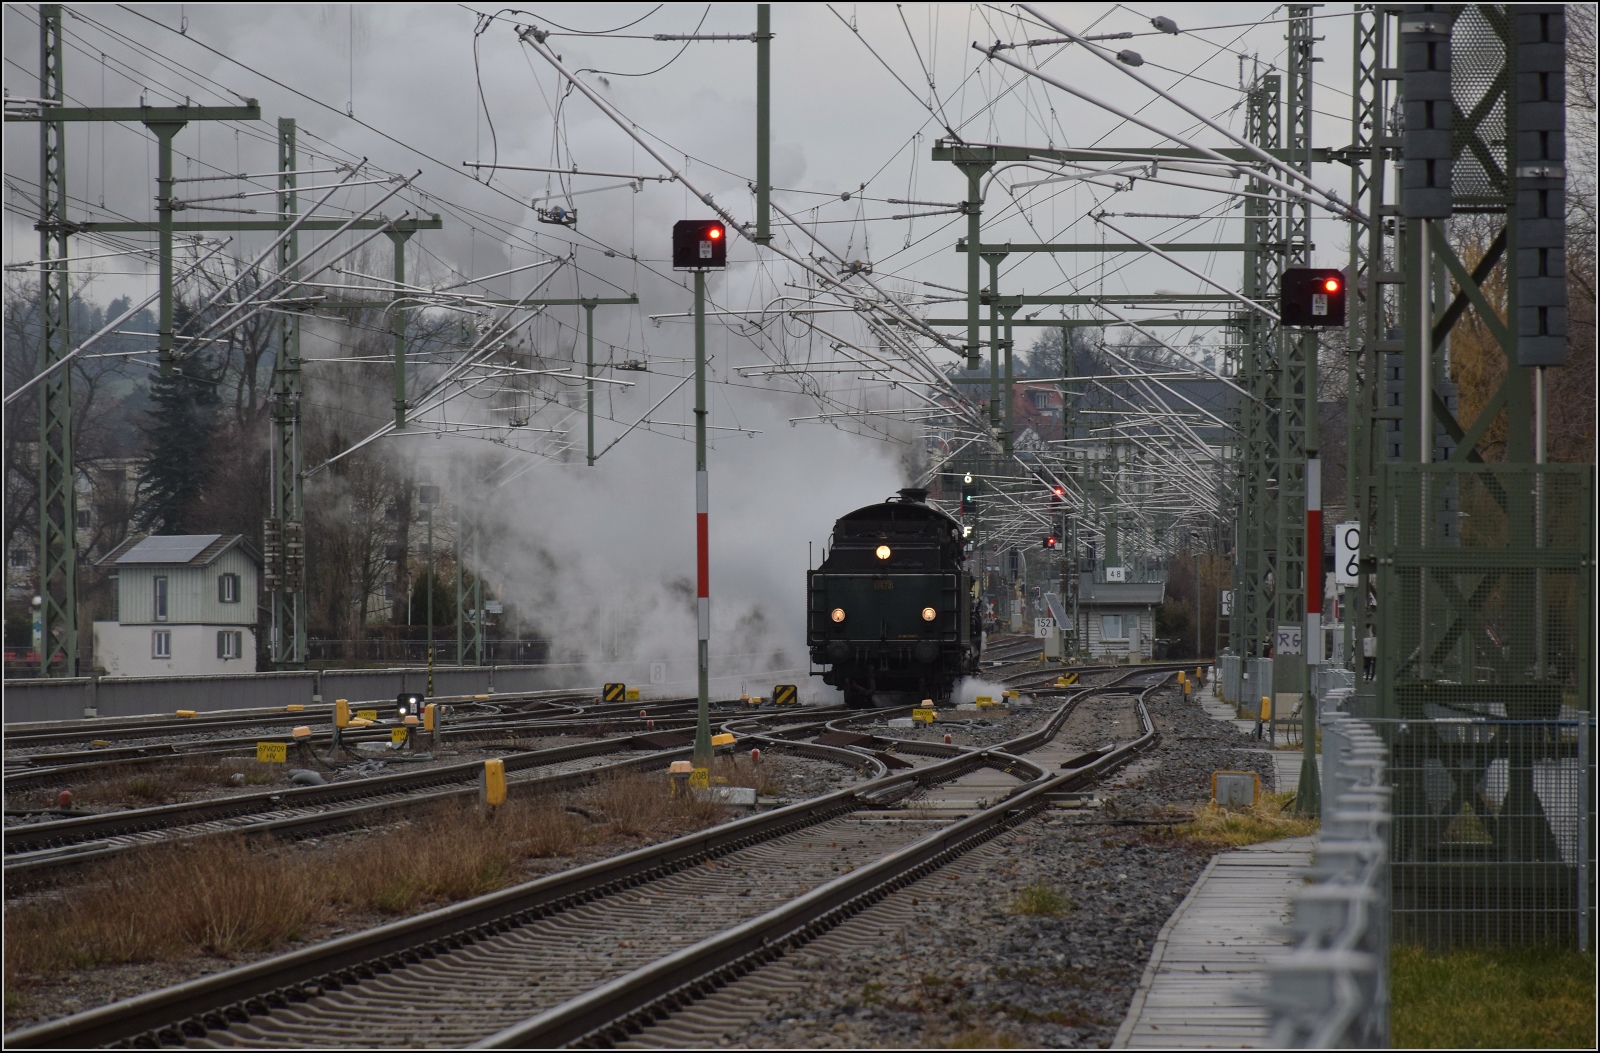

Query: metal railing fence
left=1268, top=705, right=1391, bottom=1047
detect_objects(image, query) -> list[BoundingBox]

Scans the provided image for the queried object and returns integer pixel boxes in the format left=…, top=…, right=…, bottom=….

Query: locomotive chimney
left=897, top=487, right=929, bottom=504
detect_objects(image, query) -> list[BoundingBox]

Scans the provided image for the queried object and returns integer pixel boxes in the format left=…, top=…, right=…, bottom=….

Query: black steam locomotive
left=807, top=488, right=981, bottom=708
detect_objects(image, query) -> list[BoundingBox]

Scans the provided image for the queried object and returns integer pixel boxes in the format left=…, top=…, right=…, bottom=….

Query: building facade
left=92, top=534, right=261, bottom=677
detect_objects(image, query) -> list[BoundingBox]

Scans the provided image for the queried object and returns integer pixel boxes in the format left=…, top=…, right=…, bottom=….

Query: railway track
left=1, top=691, right=582, bottom=751
left=2, top=706, right=856, bottom=885
left=1, top=698, right=723, bottom=793
left=4, top=671, right=1171, bottom=1049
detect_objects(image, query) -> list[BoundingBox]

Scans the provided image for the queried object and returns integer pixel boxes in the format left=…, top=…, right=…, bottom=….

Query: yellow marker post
left=974, top=695, right=994, bottom=707
left=625, top=688, right=641, bottom=703
left=1260, top=696, right=1272, bottom=720
left=689, top=767, right=709, bottom=789
left=423, top=703, right=437, bottom=749
left=669, top=759, right=694, bottom=796
left=481, top=758, right=506, bottom=808
left=335, top=699, right=350, bottom=728
left=912, top=707, right=936, bottom=724
left=256, top=742, right=288, bottom=763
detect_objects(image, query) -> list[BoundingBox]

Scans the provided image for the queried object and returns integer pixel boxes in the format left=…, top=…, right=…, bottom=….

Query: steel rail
left=480, top=674, right=1168, bottom=1046
left=3, top=710, right=856, bottom=881
left=3, top=676, right=1170, bottom=1047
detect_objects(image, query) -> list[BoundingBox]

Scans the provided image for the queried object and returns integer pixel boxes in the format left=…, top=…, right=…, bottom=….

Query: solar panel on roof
left=117, top=534, right=222, bottom=564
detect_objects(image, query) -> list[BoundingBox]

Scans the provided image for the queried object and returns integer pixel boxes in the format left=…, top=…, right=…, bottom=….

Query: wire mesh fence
left=1373, top=463, right=1595, bottom=947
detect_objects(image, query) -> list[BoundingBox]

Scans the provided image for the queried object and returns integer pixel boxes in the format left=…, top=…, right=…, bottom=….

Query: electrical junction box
left=1212, top=770, right=1261, bottom=808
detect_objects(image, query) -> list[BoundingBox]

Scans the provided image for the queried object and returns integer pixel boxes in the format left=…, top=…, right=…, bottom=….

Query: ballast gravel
left=716, top=680, right=1281, bottom=1049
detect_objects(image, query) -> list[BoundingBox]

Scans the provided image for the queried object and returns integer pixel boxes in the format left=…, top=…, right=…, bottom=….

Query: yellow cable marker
left=710, top=732, right=736, bottom=747
left=335, top=699, right=350, bottom=729
left=481, top=758, right=506, bottom=807
left=423, top=703, right=436, bottom=732
left=291, top=726, right=311, bottom=739
left=285, top=704, right=305, bottom=712
left=176, top=710, right=196, bottom=718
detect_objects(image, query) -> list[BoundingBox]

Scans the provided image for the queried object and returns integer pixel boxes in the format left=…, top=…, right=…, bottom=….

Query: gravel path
left=661, top=680, right=1277, bottom=1049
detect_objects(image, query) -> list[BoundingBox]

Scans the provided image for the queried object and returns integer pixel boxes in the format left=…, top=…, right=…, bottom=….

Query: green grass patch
left=1010, top=880, right=1073, bottom=916
left=1391, top=944, right=1595, bottom=1049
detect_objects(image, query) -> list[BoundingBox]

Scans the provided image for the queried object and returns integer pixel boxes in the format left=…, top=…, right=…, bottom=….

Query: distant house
left=1076, top=573, right=1164, bottom=660
left=93, top=534, right=260, bottom=677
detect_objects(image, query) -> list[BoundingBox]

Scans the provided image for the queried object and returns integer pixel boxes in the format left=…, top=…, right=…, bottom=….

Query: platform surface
left=1111, top=675, right=1316, bottom=1049
left=1113, top=836, right=1314, bottom=1049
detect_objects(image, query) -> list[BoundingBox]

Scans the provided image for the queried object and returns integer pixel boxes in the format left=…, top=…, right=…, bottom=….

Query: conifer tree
left=137, top=305, right=221, bottom=534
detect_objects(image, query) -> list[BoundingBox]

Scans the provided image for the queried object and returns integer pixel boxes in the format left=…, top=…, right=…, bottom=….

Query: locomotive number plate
left=872, top=579, right=894, bottom=590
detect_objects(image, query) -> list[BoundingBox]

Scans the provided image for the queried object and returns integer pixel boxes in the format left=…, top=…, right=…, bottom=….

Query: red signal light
left=1323, top=277, right=1340, bottom=293
left=707, top=226, right=722, bottom=240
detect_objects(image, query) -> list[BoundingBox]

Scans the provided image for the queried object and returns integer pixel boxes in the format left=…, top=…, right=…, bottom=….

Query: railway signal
left=673, top=219, right=727, bottom=270
left=1042, top=535, right=1058, bottom=549
left=1280, top=267, right=1347, bottom=327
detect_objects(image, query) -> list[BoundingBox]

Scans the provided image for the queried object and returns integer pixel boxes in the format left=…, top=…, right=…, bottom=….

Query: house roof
left=1078, top=572, right=1165, bottom=606
left=97, top=533, right=260, bottom=568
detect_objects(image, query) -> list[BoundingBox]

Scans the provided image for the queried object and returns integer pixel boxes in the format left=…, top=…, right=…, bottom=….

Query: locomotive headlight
left=875, top=544, right=892, bottom=560
left=921, top=607, right=937, bottom=622
left=830, top=608, right=846, bottom=624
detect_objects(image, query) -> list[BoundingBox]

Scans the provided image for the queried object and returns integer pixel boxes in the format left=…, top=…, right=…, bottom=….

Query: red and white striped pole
left=1297, top=454, right=1322, bottom=815
left=692, top=270, right=712, bottom=778
left=1306, top=456, right=1322, bottom=667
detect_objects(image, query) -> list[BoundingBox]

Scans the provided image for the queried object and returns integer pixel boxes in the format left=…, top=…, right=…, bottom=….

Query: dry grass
left=5, top=770, right=745, bottom=1023
left=4, top=797, right=586, bottom=990
left=1164, top=791, right=1319, bottom=847
left=582, top=771, right=726, bottom=836
left=35, top=759, right=281, bottom=809
left=334, top=799, right=585, bottom=914
left=711, top=753, right=791, bottom=796
left=6, top=836, right=324, bottom=978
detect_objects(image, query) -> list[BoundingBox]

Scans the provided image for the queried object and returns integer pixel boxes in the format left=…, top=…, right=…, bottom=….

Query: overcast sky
left=3, top=4, right=1362, bottom=688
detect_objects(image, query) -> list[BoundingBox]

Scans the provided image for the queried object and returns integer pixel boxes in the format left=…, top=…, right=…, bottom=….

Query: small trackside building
left=1078, top=573, right=1165, bottom=660
left=92, top=534, right=261, bottom=677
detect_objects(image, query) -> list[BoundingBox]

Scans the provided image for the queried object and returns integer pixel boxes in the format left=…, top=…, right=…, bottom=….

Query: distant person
left=1362, top=627, right=1377, bottom=680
